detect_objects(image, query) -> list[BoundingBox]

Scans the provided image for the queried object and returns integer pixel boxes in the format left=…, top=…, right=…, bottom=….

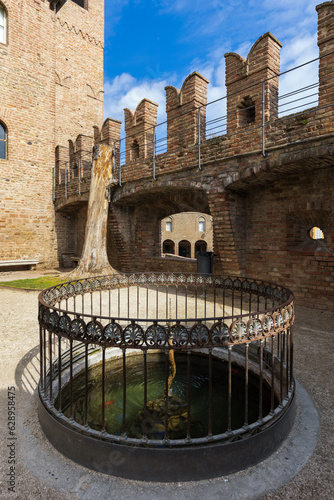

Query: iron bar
left=198, top=107, right=202, bottom=170
left=208, top=349, right=213, bottom=437
left=127, top=286, right=130, bottom=319
left=39, top=326, right=44, bottom=394
left=271, top=336, right=275, bottom=413
left=187, top=350, right=191, bottom=440
left=279, top=331, right=284, bottom=402
left=101, top=346, right=106, bottom=432
left=43, top=328, right=47, bottom=394
left=65, top=163, right=68, bottom=199
left=156, top=285, right=158, bottom=319
left=259, top=340, right=263, bottom=421
left=283, top=332, right=286, bottom=399
left=286, top=328, right=290, bottom=392
left=153, top=125, right=156, bottom=180
left=113, top=141, right=116, bottom=177
left=49, top=331, right=53, bottom=403
left=137, top=285, right=139, bottom=319
left=119, top=140, right=122, bottom=186
left=227, top=346, right=232, bottom=432
left=290, top=326, right=294, bottom=389
left=122, top=349, right=127, bottom=437
left=164, top=350, right=169, bottom=441
left=99, top=289, right=102, bottom=318
left=213, top=286, right=216, bottom=322
left=262, top=81, right=266, bottom=157
left=78, top=158, right=81, bottom=196
left=84, top=344, right=88, bottom=427
left=244, top=343, right=249, bottom=426
left=58, top=336, right=62, bottom=412
left=143, top=349, right=147, bottom=439
left=176, top=286, right=178, bottom=320
left=69, top=340, right=73, bottom=419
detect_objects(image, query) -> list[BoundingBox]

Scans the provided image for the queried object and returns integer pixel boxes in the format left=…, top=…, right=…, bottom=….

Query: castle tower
left=0, top=0, right=104, bottom=266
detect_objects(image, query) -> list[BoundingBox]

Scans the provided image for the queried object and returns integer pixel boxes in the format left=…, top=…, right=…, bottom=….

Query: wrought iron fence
left=38, top=272, right=294, bottom=447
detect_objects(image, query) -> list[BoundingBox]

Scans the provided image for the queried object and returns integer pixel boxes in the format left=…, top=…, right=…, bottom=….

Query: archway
left=195, top=240, right=207, bottom=256
left=178, top=240, right=191, bottom=258
left=163, top=239, right=175, bottom=254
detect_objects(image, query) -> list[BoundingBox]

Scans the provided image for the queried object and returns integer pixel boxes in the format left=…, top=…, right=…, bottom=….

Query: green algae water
left=57, top=353, right=272, bottom=440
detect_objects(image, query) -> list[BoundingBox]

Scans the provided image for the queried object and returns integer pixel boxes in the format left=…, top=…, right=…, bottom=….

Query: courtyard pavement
left=0, top=269, right=333, bottom=499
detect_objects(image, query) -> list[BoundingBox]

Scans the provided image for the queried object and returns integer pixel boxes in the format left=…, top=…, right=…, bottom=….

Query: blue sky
left=103, top=0, right=321, bottom=127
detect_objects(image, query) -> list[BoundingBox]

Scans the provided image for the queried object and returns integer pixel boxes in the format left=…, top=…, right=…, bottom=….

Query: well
left=38, top=272, right=295, bottom=481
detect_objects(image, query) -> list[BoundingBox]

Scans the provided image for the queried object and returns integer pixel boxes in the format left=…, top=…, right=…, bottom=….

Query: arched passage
left=178, top=240, right=191, bottom=258
left=162, top=239, right=175, bottom=254
left=195, top=240, right=207, bottom=256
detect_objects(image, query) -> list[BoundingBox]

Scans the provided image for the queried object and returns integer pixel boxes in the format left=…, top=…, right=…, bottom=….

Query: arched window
left=178, top=240, right=191, bottom=258
left=198, top=216, right=205, bottom=232
left=0, top=122, right=7, bottom=159
left=0, top=5, right=7, bottom=45
left=166, top=218, right=172, bottom=232
left=163, top=240, right=175, bottom=254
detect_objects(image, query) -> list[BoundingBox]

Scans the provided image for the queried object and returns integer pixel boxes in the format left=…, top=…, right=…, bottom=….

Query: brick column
left=208, top=191, right=247, bottom=276
left=317, top=1, right=334, bottom=108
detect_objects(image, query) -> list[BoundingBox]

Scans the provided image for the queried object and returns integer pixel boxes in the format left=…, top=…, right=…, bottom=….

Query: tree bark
left=68, top=144, right=117, bottom=278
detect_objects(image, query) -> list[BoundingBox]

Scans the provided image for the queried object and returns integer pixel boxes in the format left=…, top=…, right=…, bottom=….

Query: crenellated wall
left=124, top=99, right=158, bottom=165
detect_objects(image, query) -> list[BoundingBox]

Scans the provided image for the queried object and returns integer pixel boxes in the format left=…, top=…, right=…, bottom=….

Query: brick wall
left=0, top=0, right=104, bottom=266
left=244, top=166, right=334, bottom=310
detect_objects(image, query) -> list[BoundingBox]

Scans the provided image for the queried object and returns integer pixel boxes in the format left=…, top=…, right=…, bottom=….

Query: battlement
left=225, top=32, right=282, bottom=132
left=124, top=99, right=158, bottom=164
left=165, top=72, right=209, bottom=151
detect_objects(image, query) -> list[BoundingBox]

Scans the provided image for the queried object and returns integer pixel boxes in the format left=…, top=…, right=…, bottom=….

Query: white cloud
left=279, top=34, right=319, bottom=115
left=104, top=74, right=168, bottom=123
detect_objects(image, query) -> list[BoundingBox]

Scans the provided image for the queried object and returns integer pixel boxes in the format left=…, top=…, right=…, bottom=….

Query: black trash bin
left=197, top=251, right=213, bottom=275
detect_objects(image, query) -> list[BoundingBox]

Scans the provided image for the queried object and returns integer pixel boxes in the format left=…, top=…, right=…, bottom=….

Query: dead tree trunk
left=69, top=144, right=117, bottom=278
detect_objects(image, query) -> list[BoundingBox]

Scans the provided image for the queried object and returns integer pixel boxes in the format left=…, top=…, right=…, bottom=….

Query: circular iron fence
left=38, top=272, right=295, bottom=480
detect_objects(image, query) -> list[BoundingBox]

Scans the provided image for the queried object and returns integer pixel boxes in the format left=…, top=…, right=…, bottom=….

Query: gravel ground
left=0, top=271, right=333, bottom=500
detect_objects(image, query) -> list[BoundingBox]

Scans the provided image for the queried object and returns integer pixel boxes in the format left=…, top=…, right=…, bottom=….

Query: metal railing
left=39, top=272, right=294, bottom=447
